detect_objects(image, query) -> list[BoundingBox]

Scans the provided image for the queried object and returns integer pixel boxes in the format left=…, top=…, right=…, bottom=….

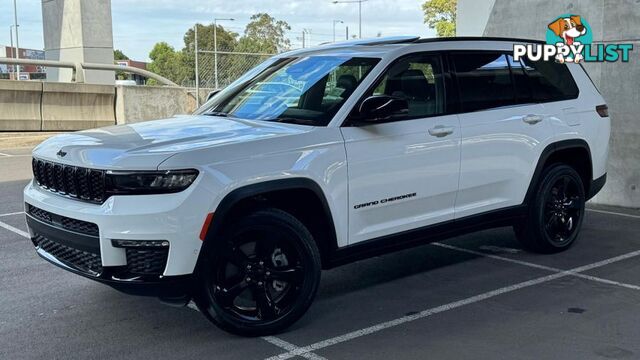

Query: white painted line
left=186, top=301, right=199, bottom=312
left=587, top=208, right=640, bottom=220
left=262, top=337, right=328, bottom=360
left=0, top=211, right=25, bottom=217
left=0, top=152, right=11, bottom=157
left=433, top=243, right=640, bottom=291
left=0, top=220, right=30, bottom=238
left=265, top=248, right=640, bottom=360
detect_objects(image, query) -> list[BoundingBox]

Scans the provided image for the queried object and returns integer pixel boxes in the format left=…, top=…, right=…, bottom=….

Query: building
left=0, top=46, right=46, bottom=80
left=457, top=0, right=640, bottom=209
left=115, top=59, right=149, bottom=85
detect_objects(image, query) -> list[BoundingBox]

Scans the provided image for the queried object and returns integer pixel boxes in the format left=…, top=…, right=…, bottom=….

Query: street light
left=332, top=20, right=343, bottom=42
left=9, top=26, right=15, bottom=79
left=214, top=18, right=234, bottom=90
left=332, top=0, right=368, bottom=39
left=13, top=0, right=20, bottom=80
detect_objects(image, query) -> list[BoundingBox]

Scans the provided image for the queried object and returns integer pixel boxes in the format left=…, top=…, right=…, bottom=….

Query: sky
left=0, top=0, right=434, bottom=61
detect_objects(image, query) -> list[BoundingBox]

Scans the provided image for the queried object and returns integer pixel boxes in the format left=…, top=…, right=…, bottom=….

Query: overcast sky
left=1, top=0, right=434, bottom=61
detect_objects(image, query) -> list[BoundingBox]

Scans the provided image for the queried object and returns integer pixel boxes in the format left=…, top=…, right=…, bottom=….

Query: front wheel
left=194, top=208, right=321, bottom=336
left=515, top=164, right=586, bottom=253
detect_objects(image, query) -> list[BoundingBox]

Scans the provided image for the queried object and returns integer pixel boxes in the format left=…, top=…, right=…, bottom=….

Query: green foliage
left=147, top=42, right=189, bottom=85
left=114, top=49, right=129, bottom=60
left=422, top=0, right=457, bottom=37
left=236, top=13, right=291, bottom=54
left=146, top=13, right=291, bottom=86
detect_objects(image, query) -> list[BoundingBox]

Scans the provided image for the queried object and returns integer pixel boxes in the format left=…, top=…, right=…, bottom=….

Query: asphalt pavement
left=2, top=146, right=640, bottom=360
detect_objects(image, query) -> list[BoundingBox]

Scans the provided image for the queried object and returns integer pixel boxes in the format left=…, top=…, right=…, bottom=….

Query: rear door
left=451, top=52, right=552, bottom=218
left=341, top=53, right=461, bottom=244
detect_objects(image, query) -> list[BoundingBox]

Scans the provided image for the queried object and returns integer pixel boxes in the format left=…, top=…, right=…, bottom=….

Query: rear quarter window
left=519, top=57, right=579, bottom=102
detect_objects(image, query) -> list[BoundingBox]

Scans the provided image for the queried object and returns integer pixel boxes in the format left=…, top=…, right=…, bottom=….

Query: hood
left=32, top=115, right=311, bottom=170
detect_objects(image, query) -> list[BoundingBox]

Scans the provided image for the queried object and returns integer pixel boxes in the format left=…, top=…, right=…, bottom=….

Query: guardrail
left=0, top=57, right=178, bottom=86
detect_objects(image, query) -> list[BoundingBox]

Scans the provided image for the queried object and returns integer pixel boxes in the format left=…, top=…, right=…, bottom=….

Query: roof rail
left=319, top=36, right=420, bottom=48
left=413, top=36, right=545, bottom=44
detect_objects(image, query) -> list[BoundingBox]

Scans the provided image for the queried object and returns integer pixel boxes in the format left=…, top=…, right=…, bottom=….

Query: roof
left=278, top=36, right=545, bottom=58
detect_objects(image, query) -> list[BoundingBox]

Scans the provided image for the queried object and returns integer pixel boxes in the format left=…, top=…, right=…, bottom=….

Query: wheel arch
left=524, top=139, right=593, bottom=204
left=199, top=178, right=339, bottom=270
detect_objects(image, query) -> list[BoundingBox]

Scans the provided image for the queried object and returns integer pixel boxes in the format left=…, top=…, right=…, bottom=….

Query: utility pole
left=9, top=26, right=14, bottom=79
left=13, top=0, right=20, bottom=80
left=194, top=25, right=199, bottom=107
left=332, top=0, right=367, bottom=38
left=332, top=20, right=343, bottom=42
left=214, top=18, right=234, bottom=90
left=302, top=29, right=310, bottom=48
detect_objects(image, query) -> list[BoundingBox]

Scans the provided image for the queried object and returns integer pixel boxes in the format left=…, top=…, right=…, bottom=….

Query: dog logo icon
left=515, top=14, right=632, bottom=64
left=547, top=15, right=589, bottom=63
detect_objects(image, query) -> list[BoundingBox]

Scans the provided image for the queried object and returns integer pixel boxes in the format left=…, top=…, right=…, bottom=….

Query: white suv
left=24, top=36, right=609, bottom=336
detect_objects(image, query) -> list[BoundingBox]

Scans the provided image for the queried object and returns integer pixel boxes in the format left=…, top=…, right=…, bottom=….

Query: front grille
left=33, top=234, right=103, bottom=275
left=27, top=204, right=99, bottom=237
left=125, top=248, right=169, bottom=275
left=32, top=158, right=106, bottom=203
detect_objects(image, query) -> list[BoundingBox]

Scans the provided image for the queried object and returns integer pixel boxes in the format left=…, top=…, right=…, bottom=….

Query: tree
left=147, top=42, right=189, bottom=85
left=113, top=49, right=129, bottom=60
left=235, top=13, right=291, bottom=54
left=422, top=0, right=457, bottom=37
left=182, top=23, right=239, bottom=87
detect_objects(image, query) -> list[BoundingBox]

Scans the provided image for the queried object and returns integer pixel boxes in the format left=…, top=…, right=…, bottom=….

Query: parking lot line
left=433, top=242, right=640, bottom=290
left=0, top=219, right=29, bottom=239
left=265, top=249, right=640, bottom=360
left=262, top=336, right=328, bottom=360
left=587, top=208, right=640, bottom=219
left=0, top=211, right=24, bottom=217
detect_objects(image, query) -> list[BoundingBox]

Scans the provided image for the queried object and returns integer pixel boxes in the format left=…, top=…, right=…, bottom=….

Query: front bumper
left=25, top=207, right=194, bottom=297
left=24, top=177, right=215, bottom=279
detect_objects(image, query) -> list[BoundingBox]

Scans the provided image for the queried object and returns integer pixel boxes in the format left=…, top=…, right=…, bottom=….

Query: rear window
left=451, top=53, right=516, bottom=112
left=451, top=51, right=579, bottom=113
left=519, top=57, right=579, bottom=102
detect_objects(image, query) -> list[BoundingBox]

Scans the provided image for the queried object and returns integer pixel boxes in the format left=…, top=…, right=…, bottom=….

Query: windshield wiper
left=270, top=117, right=316, bottom=126
left=203, top=111, right=229, bottom=117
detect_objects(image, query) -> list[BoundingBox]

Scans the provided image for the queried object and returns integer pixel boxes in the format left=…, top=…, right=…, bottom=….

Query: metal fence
left=196, top=50, right=273, bottom=90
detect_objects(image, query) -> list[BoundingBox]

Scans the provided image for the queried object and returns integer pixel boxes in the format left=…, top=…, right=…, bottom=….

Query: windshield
left=195, top=56, right=380, bottom=126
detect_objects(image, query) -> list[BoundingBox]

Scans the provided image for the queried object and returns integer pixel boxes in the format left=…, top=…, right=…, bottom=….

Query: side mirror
left=358, top=95, right=409, bottom=123
left=206, top=89, right=221, bottom=102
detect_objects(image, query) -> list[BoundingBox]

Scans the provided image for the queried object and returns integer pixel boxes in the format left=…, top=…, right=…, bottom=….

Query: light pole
left=332, top=0, right=367, bottom=39
left=9, top=26, right=14, bottom=79
left=332, top=20, right=343, bottom=42
left=13, top=0, right=20, bottom=80
left=214, top=18, right=234, bottom=90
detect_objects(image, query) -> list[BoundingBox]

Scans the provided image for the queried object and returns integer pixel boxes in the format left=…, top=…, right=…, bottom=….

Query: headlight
left=105, top=169, right=199, bottom=195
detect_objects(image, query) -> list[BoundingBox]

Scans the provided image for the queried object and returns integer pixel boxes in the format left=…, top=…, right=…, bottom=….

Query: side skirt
left=325, top=205, right=527, bottom=269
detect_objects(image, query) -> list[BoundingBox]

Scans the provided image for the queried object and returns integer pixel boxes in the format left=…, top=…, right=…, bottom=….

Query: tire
left=194, top=208, right=321, bottom=336
left=514, top=164, right=586, bottom=253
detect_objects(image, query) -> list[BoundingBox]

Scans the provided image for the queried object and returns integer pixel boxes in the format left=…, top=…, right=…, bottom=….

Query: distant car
left=115, top=79, right=137, bottom=86
left=24, top=36, right=609, bottom=336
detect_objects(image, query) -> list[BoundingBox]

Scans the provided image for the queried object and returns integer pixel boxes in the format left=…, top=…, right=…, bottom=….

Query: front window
left=195, top=56, right=379, bottom=126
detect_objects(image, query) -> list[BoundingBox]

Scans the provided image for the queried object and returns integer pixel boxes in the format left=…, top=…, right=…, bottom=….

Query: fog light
left=111, top=239, right=169, bottom=248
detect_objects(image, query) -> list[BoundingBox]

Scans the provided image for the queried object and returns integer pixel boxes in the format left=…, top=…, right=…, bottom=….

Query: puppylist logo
left=514, top=14, right=633, bottom=63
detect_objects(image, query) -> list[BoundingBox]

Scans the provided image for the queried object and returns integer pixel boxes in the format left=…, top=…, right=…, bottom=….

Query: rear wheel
left=194, top=208, right=321, bottom=336
left=515, top=164, right=586, bottom=253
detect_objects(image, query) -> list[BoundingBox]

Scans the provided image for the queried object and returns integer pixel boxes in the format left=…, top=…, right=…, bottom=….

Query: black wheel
left=194, top=208, right=321, bottom=336
left=515, top=164, right=586, bottom=253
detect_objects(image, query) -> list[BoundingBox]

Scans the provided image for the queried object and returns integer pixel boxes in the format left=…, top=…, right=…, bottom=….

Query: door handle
left=428, top=125, right=454, bottom=137
left=522, top=114, right=543, bottom=125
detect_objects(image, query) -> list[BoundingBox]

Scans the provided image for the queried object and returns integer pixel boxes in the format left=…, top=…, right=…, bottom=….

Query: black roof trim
left=411, top=36, right=545, bottom=44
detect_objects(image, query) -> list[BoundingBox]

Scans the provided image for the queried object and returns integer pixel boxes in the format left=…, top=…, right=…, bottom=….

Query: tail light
left=596, top=104, right=609, bottom=118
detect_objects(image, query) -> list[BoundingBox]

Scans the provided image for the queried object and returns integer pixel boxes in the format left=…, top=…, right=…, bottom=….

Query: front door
left=341, top=53, right=461, bottom=244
